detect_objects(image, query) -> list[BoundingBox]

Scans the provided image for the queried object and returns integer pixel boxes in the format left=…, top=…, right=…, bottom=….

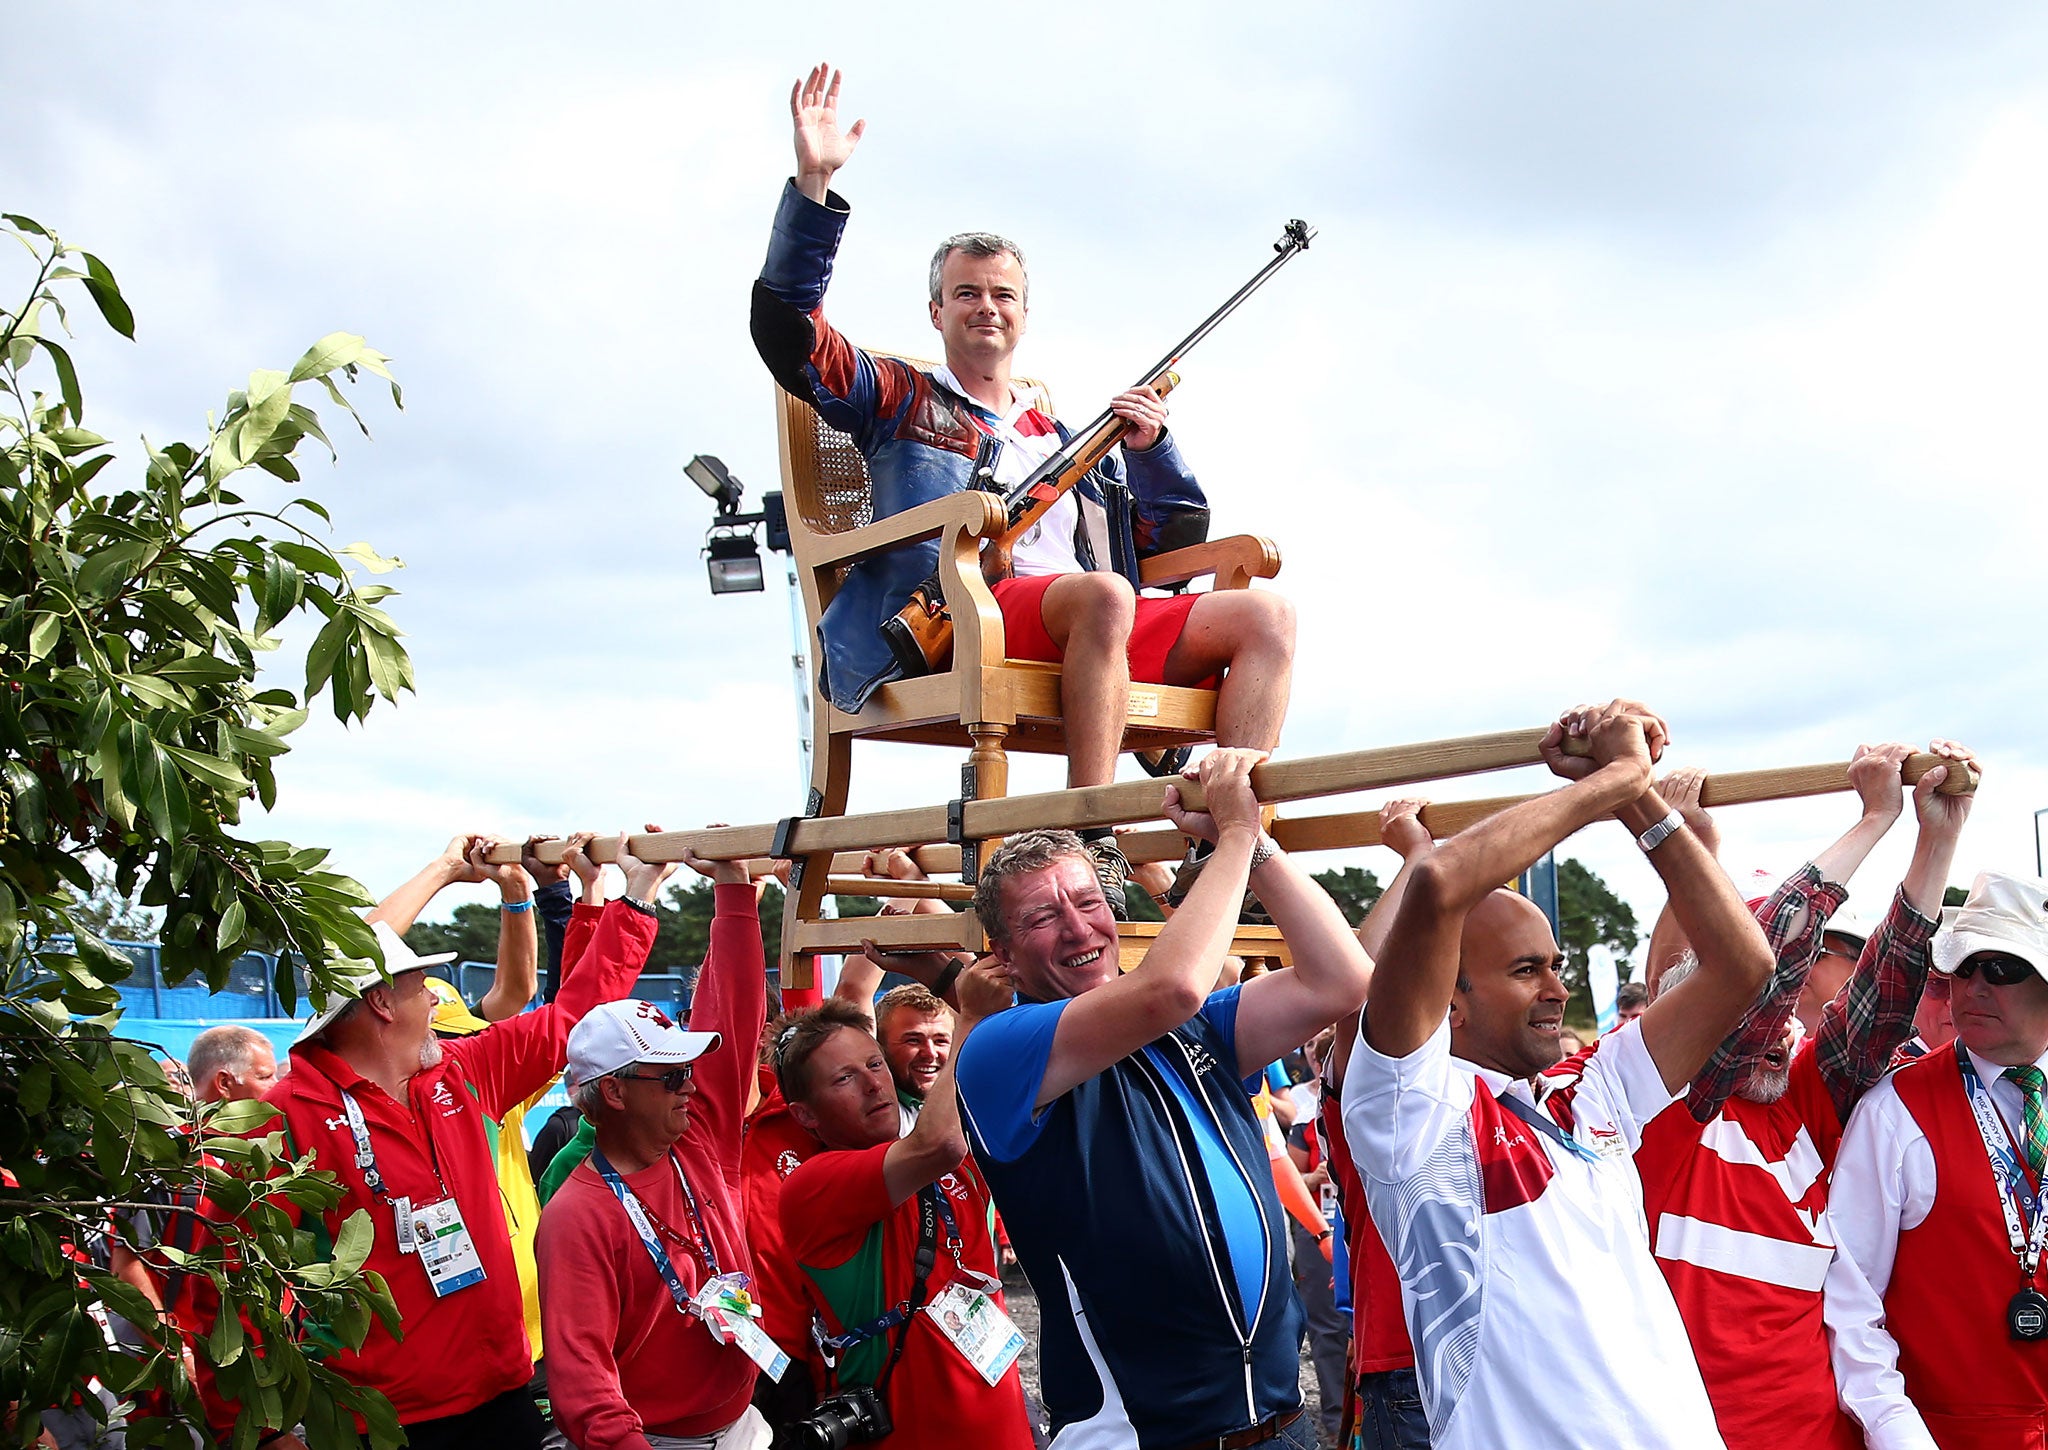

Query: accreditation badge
left=411, top=1197, right=487, bottom=1297
left=924, top=1282, right=1025, bottom=1386
left=690, top=1272, right=791, bottom=1381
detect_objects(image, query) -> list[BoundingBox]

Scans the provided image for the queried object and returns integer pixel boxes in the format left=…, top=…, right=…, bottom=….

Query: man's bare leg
left=1162, top=589, right=1296, bottom=751
left=1038, top=571, right=1137, bottom=789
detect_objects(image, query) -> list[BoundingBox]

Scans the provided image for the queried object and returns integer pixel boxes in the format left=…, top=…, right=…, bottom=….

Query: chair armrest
left=810, top=491, right=1006, bottom=569
left=1139, top=535, right=1283, bottom=591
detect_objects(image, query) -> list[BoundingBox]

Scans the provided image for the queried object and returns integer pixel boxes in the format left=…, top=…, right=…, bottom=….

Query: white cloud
left=6, top=3, right=2046, bottom=937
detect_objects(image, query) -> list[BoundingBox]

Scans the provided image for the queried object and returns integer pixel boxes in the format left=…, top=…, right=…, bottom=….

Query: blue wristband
left=501, top=898, right=534, bottom=914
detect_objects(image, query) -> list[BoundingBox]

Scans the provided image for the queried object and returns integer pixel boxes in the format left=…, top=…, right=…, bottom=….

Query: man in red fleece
left=537, top=851, right=773, bottom=1450
left=777, top=964, right=1034, bottom=1450
left=259, top=833, right=672, bottom=1449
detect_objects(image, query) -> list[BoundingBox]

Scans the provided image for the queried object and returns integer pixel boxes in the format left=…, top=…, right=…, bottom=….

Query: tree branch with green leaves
left=0, top=211, right=417, bottom=1448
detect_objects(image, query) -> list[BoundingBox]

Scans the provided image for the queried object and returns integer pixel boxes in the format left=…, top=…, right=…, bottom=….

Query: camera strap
left=815, top=1185, right=941, bottom=1393
left=880, top=1186, right=942, bottom=1396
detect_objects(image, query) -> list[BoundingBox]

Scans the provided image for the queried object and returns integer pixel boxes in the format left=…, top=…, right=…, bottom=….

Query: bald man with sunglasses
left=1825, top=871, right=2048, bottom=1448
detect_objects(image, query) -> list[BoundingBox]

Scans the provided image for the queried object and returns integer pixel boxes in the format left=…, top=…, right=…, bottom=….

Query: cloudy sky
left=9, top=2, right=2046, bottom=950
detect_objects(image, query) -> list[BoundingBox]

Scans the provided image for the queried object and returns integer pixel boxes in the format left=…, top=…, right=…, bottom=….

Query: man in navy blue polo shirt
left=954, top=749, right=1373, bottom=1449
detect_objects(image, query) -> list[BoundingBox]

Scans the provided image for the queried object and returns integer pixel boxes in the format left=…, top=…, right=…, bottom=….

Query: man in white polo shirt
left=1340, top=700, right=1772, bottom=1449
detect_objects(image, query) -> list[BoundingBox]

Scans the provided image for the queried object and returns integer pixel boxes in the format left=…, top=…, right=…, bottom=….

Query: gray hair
left=572, top=1069, right=627, bottom=1119
left=928, top=232, right=1028, bottom=306
left=187, top=1025, right=268, bottom=1085
left=1653, top=951, right=1699, bottom=1000
left=974, top=829, right=1088, bottom=943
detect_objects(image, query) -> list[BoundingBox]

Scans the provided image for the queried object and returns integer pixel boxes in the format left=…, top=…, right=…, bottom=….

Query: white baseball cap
left=1932, top=871, right=2048, bottom=983
left=1821, top=905, right=1880, bottom=952
left=296, top=920, right=458, bottom=1044
left=566, top=1000, right=722, bottom=1088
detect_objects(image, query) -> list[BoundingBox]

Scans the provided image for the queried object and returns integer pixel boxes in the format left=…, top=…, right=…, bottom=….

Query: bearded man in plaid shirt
left=1631, top=739, right=1979, bottom=1449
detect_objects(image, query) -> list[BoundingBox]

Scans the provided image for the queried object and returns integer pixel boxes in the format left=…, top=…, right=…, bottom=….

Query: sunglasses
left=1953, top=952, right=2039, bottom=988
left=617, top=1065, right=695, bottom=1092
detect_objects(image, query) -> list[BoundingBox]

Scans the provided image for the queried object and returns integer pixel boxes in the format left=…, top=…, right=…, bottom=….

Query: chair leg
left=966, top=723, right=1010, bottom=881
left=780, top=729, right=851, bottom=995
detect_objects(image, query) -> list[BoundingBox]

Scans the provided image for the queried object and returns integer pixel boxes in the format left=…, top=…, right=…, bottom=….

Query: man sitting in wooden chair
left=750, top=64, right=1296, bottom=917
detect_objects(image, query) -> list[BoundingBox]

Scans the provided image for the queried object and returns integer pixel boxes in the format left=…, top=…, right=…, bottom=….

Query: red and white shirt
left=1637, top=1040, right=1857, bottom=1449
left=1341, top=1017, right=1723, bottom=1450
left=931, top=365, right=1074, bottom=577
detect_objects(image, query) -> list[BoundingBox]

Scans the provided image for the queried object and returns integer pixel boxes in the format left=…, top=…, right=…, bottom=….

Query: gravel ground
left=1001, top=1266, right=1331, bottom=1448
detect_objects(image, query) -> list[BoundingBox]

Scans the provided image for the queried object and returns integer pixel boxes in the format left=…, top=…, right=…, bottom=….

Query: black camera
left=784, top=1385, right=893, bottom=1450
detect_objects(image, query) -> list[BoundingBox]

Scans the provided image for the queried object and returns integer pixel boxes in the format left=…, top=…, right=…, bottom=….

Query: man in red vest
left=1826, top=869, right=2048, bottom=1449
left=1634, top=743, right=1974, bottom=1449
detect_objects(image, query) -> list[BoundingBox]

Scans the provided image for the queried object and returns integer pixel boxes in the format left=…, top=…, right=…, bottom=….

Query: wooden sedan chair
left=773, top=360, right=1288, bottom=983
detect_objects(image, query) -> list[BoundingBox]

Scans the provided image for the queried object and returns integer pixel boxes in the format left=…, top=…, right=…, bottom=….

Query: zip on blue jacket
left=955, top=986, right=1307, bottom=1448
left=751, top=180, right=1210, bottom=714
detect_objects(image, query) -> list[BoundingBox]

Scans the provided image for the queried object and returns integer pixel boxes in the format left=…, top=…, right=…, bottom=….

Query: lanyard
left=817, top=1187, right=942, bottom=1359
left=338, top=1087, right=451, bottom=1203
left=1956, top=1051, right=2048, bottom=1279
left=1496, top=1089, right=1603, bottom=1167
left=592, top=1147, right=719, bottom=1313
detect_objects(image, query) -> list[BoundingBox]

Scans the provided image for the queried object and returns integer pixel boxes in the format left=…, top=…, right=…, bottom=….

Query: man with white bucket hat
left=536, top=851, right=776, bottom=1450
left=1826, top=869, right=2048, bottom=1448
left=256, top=835, right=673, bottom=1449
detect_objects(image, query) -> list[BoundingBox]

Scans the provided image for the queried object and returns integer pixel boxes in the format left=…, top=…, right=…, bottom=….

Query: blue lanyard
left=1496, top=1089, right=1603, bottom=1167
left=1956, top=1051, right=2047, bottom=1273
left=592, top=1147, right=718, bottom=1313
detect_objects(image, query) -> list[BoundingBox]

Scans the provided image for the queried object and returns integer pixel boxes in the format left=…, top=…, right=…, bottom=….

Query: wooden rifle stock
left=879, top=219, right=1315, bottom=680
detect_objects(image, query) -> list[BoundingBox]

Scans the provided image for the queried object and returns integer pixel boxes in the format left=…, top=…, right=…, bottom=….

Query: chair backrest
left=775, top=353, right=1054, bottom=577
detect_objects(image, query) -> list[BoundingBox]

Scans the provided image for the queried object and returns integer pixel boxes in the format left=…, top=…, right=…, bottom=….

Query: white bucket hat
left=566, top=999, right=722, bottom=1089
left=1931, top=871, right=2048, bottom=982
left=296, top=920, right=457, bottom=1044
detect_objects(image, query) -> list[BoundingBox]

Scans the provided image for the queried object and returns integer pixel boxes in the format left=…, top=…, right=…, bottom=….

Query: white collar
left=1965, top=1043, right=2048, bottom=1085
left=931, top=363, right=1042, bottom=426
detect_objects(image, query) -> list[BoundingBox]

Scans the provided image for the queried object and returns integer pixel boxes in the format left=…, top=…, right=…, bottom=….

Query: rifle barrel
left=1002, top=220, right=1314, bottom=510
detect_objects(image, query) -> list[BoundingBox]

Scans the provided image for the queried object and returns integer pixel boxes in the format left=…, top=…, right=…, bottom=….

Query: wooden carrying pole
left=480, top=737, right=1973, bottom=874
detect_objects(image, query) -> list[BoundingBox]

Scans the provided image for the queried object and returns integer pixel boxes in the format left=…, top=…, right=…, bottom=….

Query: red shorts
left=991, top=573, right=1209, bottom=687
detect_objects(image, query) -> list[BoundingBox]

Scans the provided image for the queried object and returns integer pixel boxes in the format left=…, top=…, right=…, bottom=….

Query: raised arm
left=1813, top=740, right=1975, bottom=1117
left=1232, top=839, right=1379, bottom=1076
left=1365, top=703, right=1658, bottom=1060
left=1642, top=768, right=1719, bottom=995
left=364, top=833, right=488, bottom=935
left=1633, top=794, right=1776, bottom=1096
left=1033, top=750, right=1268, bottom=1107
left=882, top=960, right=1008, bottom=1206
left=1680, top=745, right=1906, bottom=1118
left=1327, top=798, right=1431, bottom=1090
left=472, top=837, right=539, bottom=1022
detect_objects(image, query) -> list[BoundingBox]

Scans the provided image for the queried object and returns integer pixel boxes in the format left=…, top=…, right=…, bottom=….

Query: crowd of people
left=33, top=60, right=2048, bottom=1450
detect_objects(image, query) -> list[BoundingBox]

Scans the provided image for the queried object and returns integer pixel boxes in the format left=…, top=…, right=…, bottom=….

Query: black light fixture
left=685, top=454, right=744, bottom=516
left=687, top=452, right=790, bottom=597
left=704, top=527, right=765, bottom=595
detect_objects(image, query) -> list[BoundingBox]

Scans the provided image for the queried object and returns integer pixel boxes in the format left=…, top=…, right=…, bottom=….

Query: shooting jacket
left=751, top=181, right=1209, bottom=714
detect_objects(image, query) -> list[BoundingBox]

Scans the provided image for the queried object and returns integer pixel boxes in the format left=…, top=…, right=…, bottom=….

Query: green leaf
left=331, top=1209, right=374, bottom=1276
left=240, top=368, right=294, bottom=459
left=303, top=613, right=350, bottom=698
left=288, top=332, right=367, bottom=383
left=2, top=760, right=48, bottom=841
left=260, top=552, right=302, bottom=629
left=207, top=1099, right=283, bottom=1136
left=39, top=335, right=84, bottom=421
left=216, top=897, right=247, bottom=952
left=163, top=743, right=252, bottom=794
left=80, top=251, right=137, bottom=338
left=3, top=211, right=51, bottom=237
left=26, top=610, right=61, bottom=661
left=338, top=541, right=400, bottom=574
left=115, top=671, right=188, bottom=712
left=152, top=654, right=242, bottom=684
